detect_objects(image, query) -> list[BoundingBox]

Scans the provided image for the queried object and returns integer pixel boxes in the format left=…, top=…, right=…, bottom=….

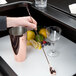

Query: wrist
left=7, top=17, right=18, bottom=28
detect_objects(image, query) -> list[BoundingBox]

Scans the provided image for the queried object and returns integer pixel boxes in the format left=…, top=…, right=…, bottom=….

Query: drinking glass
left=46, top=26, right=62, bottom=57
left=35, top=0, right=47, bottom=8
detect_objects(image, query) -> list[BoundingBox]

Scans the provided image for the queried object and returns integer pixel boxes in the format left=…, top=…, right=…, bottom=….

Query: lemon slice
left=30, top=39, right=38, bottom=48
left=37, top=42, right=42, bottom=50
left=30, top=39, right=42, bottom=50
left=27, top=40, right=32, bottom=46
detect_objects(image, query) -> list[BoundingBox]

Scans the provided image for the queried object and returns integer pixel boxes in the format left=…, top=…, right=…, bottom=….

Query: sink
left=0, top=1, right=76, bottom=43
left=0, top=56, right=17, bottom=76
left=0, top=65, right=8, bottom=76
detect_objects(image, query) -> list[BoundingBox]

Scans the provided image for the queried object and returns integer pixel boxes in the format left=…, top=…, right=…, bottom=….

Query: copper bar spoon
left=26, top=5, right=38, bottom=35
left=26, top=5, right=56, bottom=75
left=42, top=47, right=56, bottom=75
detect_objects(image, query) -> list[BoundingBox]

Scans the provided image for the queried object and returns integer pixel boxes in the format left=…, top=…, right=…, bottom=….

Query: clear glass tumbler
left=35, top=0, right=47, bottom=8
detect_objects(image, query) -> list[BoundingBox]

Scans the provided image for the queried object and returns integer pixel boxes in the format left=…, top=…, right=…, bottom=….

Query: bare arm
left=7, top=16, right=37, bottom=30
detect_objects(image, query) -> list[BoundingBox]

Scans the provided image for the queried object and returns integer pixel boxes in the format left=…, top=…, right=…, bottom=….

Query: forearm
left=7, top=17, right=19, bottom=28
left=0, top=16, right=19, bottom=31
left=7, top=16, right=37, bottom=29
left=0, top=16, right=37, bottom=31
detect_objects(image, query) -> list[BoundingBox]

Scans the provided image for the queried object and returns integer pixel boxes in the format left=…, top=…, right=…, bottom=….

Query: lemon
left=30, top=39, right=42, bottom=50
left=30, top=39, right=38, bottom=48
left=39, top=28, right=47, bottom=38
left=27, top=30, right=35, bottom=40
left=35, top=34, right=44, bottom=42
left=27, top=40, right=32, bottom=46
left=37, top=42, right=42, bottom=50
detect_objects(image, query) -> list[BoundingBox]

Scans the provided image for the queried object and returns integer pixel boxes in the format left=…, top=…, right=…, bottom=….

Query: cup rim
left=9, top=26, right=27, bottom=36
left=46, top=26, right=62, bottom=34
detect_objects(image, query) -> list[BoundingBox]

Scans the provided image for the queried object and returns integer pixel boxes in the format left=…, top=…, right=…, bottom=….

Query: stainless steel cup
left=9, top=26, right=27, bottom=62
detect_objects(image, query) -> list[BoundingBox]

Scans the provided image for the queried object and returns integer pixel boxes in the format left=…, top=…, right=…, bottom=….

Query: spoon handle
left=42, top=47, right=56, bottom=75
left=42, top=47, right=51, bottom=67
left=26, top=5, right=38, bottom=35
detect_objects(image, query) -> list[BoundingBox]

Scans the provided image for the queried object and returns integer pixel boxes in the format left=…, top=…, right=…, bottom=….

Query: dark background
left=6, top=0, right=76, bottom=13
left=0, top=0, right=76, bottom=43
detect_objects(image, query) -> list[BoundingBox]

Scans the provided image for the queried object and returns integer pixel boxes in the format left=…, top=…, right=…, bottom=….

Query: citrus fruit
left=37, top=42, right=42, bottom=50
left=35, top=34, right=44, bottom=42
left=30, top=39, right=38, bottom=48
left=39, top=28, right=47, bottom=38
left=27, top=30, right=35, bottom=40
left=27, top=40, right=32, bottom=46
left=30, top=39, right=42, bottom=50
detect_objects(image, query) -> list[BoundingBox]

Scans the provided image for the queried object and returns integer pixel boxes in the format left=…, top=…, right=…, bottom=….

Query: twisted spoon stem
left=42, top=47, right=56, bottom=75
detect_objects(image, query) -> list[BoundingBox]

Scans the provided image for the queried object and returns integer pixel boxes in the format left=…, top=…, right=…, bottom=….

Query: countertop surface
left=48, top=0, right=76, bottom=13
left=0, top=35, right=76, bottom=76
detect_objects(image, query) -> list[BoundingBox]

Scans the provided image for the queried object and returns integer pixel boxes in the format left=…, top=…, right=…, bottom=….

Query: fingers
left=30, top=17, right=37, bottom=25
left=10, top=16, right=37, bottom=30
left=27, top=16, right=37, bottom=30
left=26, top=21, right=37, bottom=30
left=31, top=17, right=37, bottom=30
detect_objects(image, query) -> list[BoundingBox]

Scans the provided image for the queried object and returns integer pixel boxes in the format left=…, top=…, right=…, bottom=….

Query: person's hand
left=7, top=16, right=37, bottom=30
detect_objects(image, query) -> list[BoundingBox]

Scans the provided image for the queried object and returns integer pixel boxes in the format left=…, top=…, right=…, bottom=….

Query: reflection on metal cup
left=9, top=26, right=27, bottom=62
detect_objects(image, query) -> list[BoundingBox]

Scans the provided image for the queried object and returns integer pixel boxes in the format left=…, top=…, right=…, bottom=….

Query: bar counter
left=0, top=35, right=76, bottom=76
